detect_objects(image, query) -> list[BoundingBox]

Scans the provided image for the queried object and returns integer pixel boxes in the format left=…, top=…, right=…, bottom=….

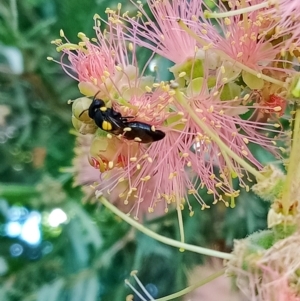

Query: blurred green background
left=0, top=0, right=269, bottom=300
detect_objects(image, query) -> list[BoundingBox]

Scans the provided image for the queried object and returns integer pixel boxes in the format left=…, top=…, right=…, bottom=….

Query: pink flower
left=53, top=2, right=290, bottom=219
left=119, top=0, right=200, bottom=64
left=228, top=232, right=300, bottom=301
left=87, top=80, right=286, bottom=219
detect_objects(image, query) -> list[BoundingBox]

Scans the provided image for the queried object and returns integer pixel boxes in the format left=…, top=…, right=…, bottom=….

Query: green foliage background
left=0, top=0, right=270, bottom=300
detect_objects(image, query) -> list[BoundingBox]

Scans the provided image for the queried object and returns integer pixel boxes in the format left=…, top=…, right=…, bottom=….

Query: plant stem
left=281, top=106, right=300, bottom=215
left=204, top=1, right=270, bottom=18
left=98, top=194, right=233, bottom=260
left=155, top=268, right=225, bottom=301
left=174, top=89, right=265, bottom=181
left=176, top=203, right=185, bottom=250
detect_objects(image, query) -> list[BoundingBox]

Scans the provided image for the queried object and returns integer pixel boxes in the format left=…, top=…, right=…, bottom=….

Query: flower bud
left=72, top=97, right=93, bottom=122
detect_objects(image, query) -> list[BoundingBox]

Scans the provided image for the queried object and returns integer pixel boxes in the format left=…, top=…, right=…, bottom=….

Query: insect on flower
left=80, top=93, right=166, bottom=143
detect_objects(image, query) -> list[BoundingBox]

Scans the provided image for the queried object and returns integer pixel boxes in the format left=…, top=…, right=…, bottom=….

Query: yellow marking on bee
left=102, top=121, right=112, bottom=131
left=100, top=106, right=107, bottom=112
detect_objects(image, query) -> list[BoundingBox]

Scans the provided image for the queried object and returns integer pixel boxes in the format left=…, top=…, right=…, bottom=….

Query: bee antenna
left=93, top=90, right=101, bottom=100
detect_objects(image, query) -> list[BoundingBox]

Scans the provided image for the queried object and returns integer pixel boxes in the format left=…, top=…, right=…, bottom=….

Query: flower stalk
left=173, top=88, right=265, bottom=182
left=154, top=268, right=225, bottom=301
left=281, top=105, right=300, bottom=215
left=98, top=194, right=233, bottom=260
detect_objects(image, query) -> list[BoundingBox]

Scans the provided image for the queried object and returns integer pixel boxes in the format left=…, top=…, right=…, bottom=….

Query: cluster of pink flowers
left=228, top=231, right=300, bottom=301
left=51, top=0, right=299, bottom=219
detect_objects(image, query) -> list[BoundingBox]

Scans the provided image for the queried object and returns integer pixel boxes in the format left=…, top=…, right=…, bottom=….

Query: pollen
left=148, top=207, right=154, bottom=213
left=103, top=71, right=110, bottom=77
left=93, top=13, right=100, bottom=20
left=168, top=172, right=177, bottom=180
left=243, top=94, right=250, bottom=101
left=207, top=105, right=214, bottom=113
left=224, top=17, right=231, bottom=25
left=108, top=161, right=114, bottom=169
left=141, top=175, right=151, bottom=182
left=281, top=48, right=286, bottom=57
left=118, top=177, right=125, bottom=183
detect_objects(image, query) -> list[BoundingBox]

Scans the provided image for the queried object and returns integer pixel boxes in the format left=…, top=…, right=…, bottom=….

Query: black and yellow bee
left=82, top=95, right=165, bottom=143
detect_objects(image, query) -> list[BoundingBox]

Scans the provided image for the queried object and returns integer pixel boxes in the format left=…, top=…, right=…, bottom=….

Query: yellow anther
left=224, top=17, right=231, bottom=25
left=103, top=71, right=110, bottom=77
left=108, top=161, right=114, bottom=169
